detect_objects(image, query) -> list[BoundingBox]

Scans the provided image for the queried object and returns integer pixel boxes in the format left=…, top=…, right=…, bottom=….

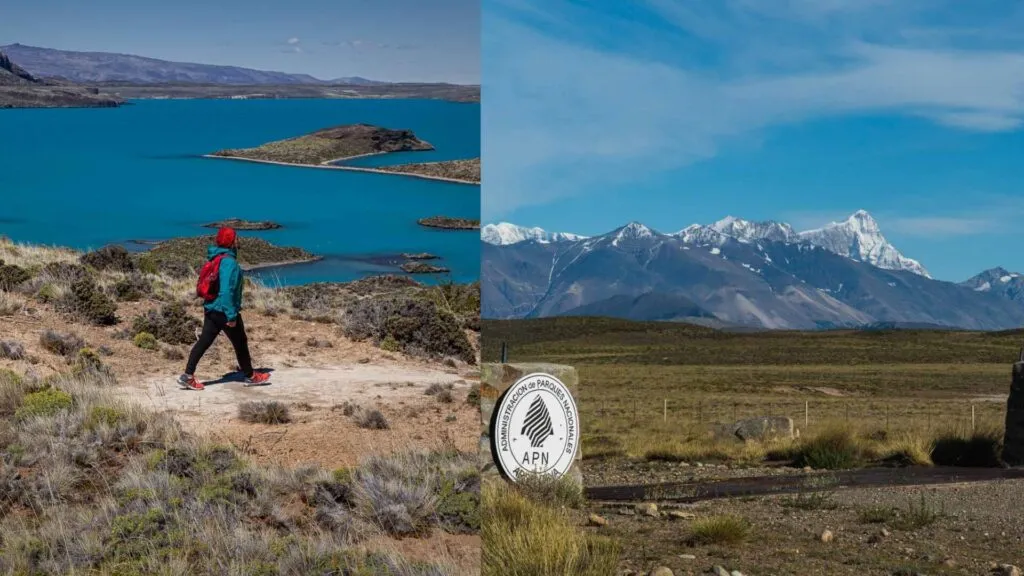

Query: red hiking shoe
left=244, top=371, right=271, bottom=387
left=177, top=374, right=205, bottom=391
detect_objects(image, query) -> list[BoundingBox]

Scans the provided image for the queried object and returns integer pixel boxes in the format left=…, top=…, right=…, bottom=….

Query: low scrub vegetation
left=0, top=367, right=478, bottom=574
left=688, top=515, right=752, bottom=546
left=483, top=476, right=619, bottom=576
left=239, top=400, right=291, bottom=424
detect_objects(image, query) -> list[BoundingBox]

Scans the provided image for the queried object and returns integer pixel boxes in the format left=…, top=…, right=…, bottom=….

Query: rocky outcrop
left=202, top=218, right=283, bottom=231
left=417, top=216, right=480, bottom=230
left=720, top=416, right=795, bottom=442
left=401, top=261, right=450, bottom=275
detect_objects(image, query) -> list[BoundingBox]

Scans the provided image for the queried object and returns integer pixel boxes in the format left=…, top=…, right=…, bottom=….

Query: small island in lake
left=401, top=252, right=439, bottom=260
left=379, top=157, right=480, bottom=184
left=202, top=218, right=283, bottom=231
left=144, top=235, right=320, bottom=273
left=209, top=124, right=434, bottom=165
left=417, top=216, right=480, bottom=230
left=401, top=261, right=450, bottom=274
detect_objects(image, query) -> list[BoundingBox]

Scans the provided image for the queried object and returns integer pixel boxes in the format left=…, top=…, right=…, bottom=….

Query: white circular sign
left=491, top=372, right=579, bottom=480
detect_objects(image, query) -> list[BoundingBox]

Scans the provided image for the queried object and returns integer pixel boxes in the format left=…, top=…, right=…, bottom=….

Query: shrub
left=892, top=493, right=943, bottom=531
left=424, top=382, right=452, bottom=396
left=15, top=388, right=73, bottom=420
left=353, top=471, right=436, bottom=536
left=792, top=428, right=864, bottom=470
left=930, top=428, right=1002, bottom=467
left=39, top=330, right=85, bottom=357
left=859, top=506, right=898, bottom=524
left=161, top=346, right=185, bottom=360
left=436, top=389, right=454, bottom=404
left=81, top=245, right=136, bottom=273
left=466, top=384, right=481, bottom=407
left=42, top=261, right=89, bottom=283
left=35, top=282, right=59, bottom=303
left=355, top=409, right=389, bottom=430
left=130, top=303, right=200, bottom=345
left=74, top=348, right=104, bottom=373
left=0, top=340, right=24, bottom=360
left=0, top=293, right=22, bottom=316
left=86, top=406, right=126, bottom=429
left=58, top=278, right=118, bottom=325
left=344, top=296, right=475, bottom=363
left=112, top=274, right=151, bottom=302
left=0, top=261, right=31, bottom=291
left=689, top=515, right=751, bottom=546
left=133, top=332, right=158, bottom=350
left=515, top=473, right=585, bottom=509
left=483, top=480, right=620, bottom=576
left=238, top=401, right=291, bottom=425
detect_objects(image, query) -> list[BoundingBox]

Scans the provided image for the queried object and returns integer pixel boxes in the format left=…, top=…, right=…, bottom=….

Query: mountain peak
left=480, top=222, right=585, bottom=246
left=711, top=216, right=796, bottom=243
left=798, top=211, right=929, bottom=277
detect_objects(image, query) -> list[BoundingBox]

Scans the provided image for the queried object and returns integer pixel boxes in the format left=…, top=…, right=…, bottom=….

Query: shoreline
left=241, top=256, right=325, bottom=272
left=202, top=154, right=480, bottom=186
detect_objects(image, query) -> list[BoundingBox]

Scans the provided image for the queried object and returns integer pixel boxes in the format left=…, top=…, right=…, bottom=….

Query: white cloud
left=287, top=37, right=300, bottom=45
left=482, top=1, right=1024, bottom=220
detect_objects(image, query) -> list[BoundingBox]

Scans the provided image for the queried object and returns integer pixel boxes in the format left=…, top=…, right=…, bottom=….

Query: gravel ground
left=581, top=461, right=1024, bottom=576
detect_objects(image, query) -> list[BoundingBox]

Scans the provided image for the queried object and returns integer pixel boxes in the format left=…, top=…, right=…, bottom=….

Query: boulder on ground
left=721, top=416, right=795, bottom=442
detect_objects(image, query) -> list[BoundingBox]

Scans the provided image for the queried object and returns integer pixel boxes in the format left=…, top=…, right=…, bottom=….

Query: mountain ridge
left=0, top=43, right=383, bottom=86
left=481, top=214, right=1024, bottom=330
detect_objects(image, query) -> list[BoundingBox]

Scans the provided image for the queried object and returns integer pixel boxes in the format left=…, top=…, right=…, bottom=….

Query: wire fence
left=583, top=397, right=1009, bottom=435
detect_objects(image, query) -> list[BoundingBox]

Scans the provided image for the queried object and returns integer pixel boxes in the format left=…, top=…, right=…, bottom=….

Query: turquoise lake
left=0, top=99, right=480, bottom=285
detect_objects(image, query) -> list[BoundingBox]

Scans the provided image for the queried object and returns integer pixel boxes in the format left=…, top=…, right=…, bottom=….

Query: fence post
left=804, top=401, right=809, bottom=430
left=972, top=404, right=976, bottom=432
left=663, top=399, right=667, bottom=423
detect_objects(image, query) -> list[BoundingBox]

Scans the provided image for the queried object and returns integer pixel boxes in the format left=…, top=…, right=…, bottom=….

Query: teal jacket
left=204, top=245, right=243, bottom=321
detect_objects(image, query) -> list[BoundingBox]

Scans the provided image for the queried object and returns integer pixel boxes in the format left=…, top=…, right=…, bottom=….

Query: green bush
left=39, top=330, right=85, bottom=357
left=133, top=332, right=158, bottom=350
left=792, top=429, right=864, bottom=470
left=86, top=406, right=125, bottom=429
left=59, top=278, right=118, bottom=326
left=81, top=245, right=136, bottom=273
left=15, top=388, right=73, bottom=420
left=130, top=303, right=200, bottom=345
left=931, top=429, right=1003, bottom=467
left=689, top=515, right=751, bottom=546
left=35, top=283, right=58, bottom=303
left=0, top=261, right=31, bottom=291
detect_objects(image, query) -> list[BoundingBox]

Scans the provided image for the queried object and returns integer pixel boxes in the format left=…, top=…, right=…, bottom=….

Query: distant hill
left=0, top=49, right=122, bottom=108
left=1, top=43, right=344, bottom=85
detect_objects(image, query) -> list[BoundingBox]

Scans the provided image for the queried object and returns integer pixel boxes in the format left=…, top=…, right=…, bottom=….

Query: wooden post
left=805, top=401, right=809, bottom=430
left=698, top=400, right=703, bottom=424
left=663, top=399, right=667, bottom=423
left=972, top=404, right=976, bottom=432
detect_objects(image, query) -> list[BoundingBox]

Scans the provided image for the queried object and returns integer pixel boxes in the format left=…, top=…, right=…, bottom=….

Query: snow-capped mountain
left=482, top=214, right=1024, bottom=330
left=961, top=267, right=1024, bottom=303
left=480, top=222, right=587, bottom=246
left=796, top=211, right=930, bottom=278
left=711, top=216, right=797, bottom=244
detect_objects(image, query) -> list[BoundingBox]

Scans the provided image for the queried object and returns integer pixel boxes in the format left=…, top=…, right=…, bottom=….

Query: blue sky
left=482, top=0, right=1024, bottom=281
left=1, top=0, right=478, bottom=83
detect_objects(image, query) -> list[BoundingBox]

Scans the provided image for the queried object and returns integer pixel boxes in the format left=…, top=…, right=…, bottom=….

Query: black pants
left=185, top=310, right=254, bottom=378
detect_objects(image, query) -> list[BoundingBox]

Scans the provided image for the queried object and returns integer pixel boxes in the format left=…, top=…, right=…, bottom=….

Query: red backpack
left=196, top=254, right=227, bottom=302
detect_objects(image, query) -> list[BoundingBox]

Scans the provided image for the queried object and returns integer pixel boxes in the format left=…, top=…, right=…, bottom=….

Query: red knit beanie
left=215, top=227, right=237, bottom=248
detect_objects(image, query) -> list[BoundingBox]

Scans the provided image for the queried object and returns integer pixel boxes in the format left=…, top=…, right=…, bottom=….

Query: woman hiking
left=177, top=226, right=270, bottom=390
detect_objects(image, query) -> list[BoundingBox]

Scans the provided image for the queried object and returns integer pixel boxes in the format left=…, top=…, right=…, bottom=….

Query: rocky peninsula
left=401, top=261, right=450, bottom=274
left=417, top=216, right=481, bottom=230
left=0, top=50, right=123, bottom=109
left=209, top=124, right=434, bottom=165
left=142, top=235, right=320, bottom=275
left=379, top=158, right=480, bottom=184
left=201, top=218, right=283, bottom=231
